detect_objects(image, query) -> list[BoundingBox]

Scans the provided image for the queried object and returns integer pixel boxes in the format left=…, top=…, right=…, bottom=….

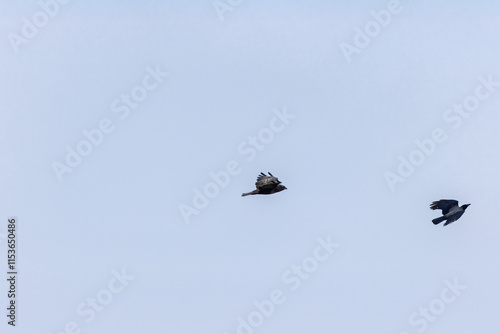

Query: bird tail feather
left=242, top=190, right=258, bottom=197
left=432, top=216, right=446, bottom=225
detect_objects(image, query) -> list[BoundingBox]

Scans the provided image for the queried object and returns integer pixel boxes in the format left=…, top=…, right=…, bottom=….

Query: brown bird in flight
left=242, top=172, right=287, bottom=196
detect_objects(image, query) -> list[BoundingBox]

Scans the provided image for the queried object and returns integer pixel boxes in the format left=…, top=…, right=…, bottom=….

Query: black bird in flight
left=242, top=172, right=287, bottom=196
left=430, top=199, right=470, bottom=226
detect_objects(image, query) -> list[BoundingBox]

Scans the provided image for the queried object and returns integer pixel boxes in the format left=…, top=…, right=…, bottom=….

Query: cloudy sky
left=1, top=1, right=499, bottom=333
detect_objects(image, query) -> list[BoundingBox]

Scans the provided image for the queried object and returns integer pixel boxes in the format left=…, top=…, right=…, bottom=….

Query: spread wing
left=255, top=172, right=281, bottom=191
left=430, top=199, right=459, bottom=215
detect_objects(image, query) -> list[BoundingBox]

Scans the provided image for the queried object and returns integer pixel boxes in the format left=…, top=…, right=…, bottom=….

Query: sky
left=1, top=0, right=500, bottom=333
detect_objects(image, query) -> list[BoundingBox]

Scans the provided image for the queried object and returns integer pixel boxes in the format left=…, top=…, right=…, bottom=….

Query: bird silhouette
left=242, top=172, right=287, bottom=196
left=430, top=199, right=470, bottom=226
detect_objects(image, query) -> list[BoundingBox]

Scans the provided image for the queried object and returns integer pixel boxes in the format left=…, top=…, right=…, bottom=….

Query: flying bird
left=242, top=172, right=287, bottom=196
left=430, top=199, right=470, bottom=226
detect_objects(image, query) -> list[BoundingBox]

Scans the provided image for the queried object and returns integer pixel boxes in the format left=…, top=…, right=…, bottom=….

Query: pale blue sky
left=1, top=1, right=500, bottom=333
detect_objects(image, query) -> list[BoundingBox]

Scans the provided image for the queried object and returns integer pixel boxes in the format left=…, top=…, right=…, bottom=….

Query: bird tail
left=242, top=190, right=258, bottom=197
left=432, top=216, right=446, bottom=225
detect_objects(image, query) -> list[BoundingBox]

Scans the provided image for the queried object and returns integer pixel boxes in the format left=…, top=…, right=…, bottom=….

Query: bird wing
left=430, top=199, right=459, bottom=215
left=255, top=172, right=281, bottom=191
left=443, top=211, right=465, bottom=226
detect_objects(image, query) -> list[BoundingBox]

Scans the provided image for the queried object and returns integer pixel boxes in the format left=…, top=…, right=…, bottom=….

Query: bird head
left=275, top=184, right=287, bottom=192
left=462, top=204, right=471, bottom=210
